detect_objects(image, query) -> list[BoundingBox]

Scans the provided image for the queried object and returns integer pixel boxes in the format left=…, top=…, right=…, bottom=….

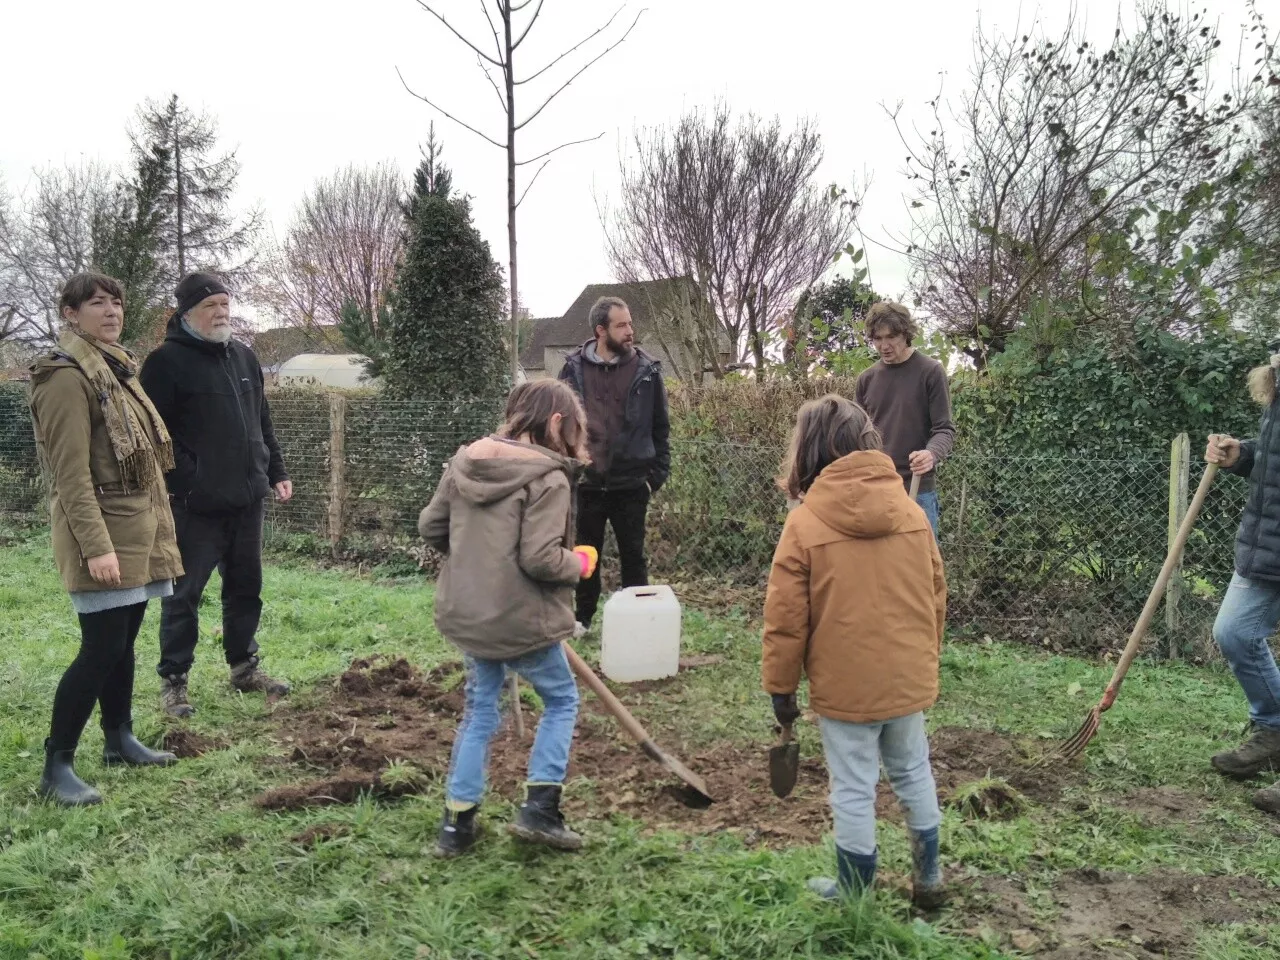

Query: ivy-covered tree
left=382, top=154, right=506, bottom=404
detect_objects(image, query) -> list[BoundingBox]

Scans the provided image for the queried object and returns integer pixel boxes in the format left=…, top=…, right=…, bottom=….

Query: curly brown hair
left=864, top=301, right=918, bottom=345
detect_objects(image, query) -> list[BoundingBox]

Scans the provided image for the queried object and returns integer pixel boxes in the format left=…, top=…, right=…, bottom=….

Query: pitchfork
left=1055, top=463, right=1219, bottom=762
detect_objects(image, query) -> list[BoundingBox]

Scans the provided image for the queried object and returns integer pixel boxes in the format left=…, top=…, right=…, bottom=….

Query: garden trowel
left=768, top=723, right=799, bottom=798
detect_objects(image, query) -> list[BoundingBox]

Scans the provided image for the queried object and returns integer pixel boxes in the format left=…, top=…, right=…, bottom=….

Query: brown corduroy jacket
left=762, top=451, right=947, bottom=724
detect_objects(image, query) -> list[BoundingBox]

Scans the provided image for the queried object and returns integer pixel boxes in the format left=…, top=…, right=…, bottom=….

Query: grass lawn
left=1, top=525, right=1278, bottom=960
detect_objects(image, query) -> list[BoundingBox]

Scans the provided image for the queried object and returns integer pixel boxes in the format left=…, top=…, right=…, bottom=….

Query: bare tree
left=894, top=2, right=1268, bottom=366
left=258, top=163, right=405, bottom=336
left=130, top=94, right=263, bottom=290
left=0, top=163, right=117, bottom=347
left=399, top=1, right=644, bottom=384
left=603, top=104, right=858, bottom=375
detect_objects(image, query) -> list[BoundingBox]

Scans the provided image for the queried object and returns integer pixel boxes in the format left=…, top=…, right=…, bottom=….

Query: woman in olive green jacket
left=28, top=272, right=184, bottom=806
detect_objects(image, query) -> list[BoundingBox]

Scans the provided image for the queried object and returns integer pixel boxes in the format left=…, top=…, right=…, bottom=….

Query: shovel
left=909, top=473, right=921, bottom=501
left=768, top=722, right=800, bottom=798
left=561, top=641, right=714, bottom=807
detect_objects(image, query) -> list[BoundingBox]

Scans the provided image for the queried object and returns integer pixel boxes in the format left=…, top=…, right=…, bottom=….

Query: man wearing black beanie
left=140, top=272, right=293, bottom=717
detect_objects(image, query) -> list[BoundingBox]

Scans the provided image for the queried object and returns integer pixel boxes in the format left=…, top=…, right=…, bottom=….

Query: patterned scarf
left=55, top=330, right=176, bottom=491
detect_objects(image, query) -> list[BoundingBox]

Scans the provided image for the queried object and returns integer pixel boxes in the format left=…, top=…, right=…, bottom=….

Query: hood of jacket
left=449, top=436, right=577, bottom=506
left=565, top=339, right=656, bottom=373
left=802, top=450, right=925, bottom=539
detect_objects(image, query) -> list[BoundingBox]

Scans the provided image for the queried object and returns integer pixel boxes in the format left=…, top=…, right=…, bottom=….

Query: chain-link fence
left=0, top=384, right=1247, bottom=658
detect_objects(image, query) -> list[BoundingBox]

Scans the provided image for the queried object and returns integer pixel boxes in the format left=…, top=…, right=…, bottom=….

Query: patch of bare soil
left=964, top=868, right=1278, bottom=958
left=254, top=656, right=1082, bottom=848
left=161, top=729, right=229, bottom=759
left=1110, top=786, right=1200, bottom=824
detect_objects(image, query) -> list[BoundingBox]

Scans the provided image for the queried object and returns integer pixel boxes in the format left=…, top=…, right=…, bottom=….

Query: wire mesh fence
left=0, top=385, right=1247, bottom=658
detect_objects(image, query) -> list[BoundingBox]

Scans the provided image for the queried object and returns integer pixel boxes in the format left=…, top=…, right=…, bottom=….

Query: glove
left=573, top=545, right=598, bottom=579
left=771, top=693, right=800, bottom=726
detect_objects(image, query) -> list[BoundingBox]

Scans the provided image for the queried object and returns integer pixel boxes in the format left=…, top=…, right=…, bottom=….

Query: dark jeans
left=575, top=486, right=650, bottom=625
left=49, top=601, right=147, bottom=751
left=157, top=498, right=264, bottom=678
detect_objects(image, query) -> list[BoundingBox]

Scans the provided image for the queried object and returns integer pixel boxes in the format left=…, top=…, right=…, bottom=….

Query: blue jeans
left=917, top=490, right=940, bottom=536
left=446, top=643, right=580, bottom=805
left=819, top=711, right=941, bottom=856
left=1213, top=573, right=1280, bottom=732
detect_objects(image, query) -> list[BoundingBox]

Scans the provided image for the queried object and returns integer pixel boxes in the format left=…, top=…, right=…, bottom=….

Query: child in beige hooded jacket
left=419, top=380, right=598, bottom=857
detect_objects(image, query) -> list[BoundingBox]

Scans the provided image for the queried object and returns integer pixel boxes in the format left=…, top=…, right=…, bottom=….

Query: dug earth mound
left=255, top=655, right=1074, bottom=840
left=255, top=657, right=1278, bottom=957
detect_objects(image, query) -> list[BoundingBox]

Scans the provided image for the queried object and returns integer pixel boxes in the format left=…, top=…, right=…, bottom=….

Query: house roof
left=251, top=324, right=350, bottom=367
left=519, top=278, right=701, bottom=370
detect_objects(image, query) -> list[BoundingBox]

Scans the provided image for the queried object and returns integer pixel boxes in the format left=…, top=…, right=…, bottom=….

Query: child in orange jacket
left=762, top=395, right=948, bottom=908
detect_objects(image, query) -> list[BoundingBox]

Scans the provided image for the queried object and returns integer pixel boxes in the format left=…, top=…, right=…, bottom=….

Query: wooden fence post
left=1166, top=432, right=1190, bottom=657
left=328, top=394, right=347, bottom=559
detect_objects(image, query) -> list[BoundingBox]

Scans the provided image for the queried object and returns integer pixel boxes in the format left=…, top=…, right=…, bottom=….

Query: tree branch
left=479, top=0, right=505, bottom=62
left=515, top=132, right=605, bottom=166
left=413, top=0, right=503, bottom=66
left=516, top=5, right=627, bottom=85
left=515, top=160, right=551, bottom=208
left=516, top=10, right=644, bottom=130
left=397, top=67, right=507, bottom=150
left=512, top=0, right=546, bottom=49
left=476, top=54, right=508, bottom=112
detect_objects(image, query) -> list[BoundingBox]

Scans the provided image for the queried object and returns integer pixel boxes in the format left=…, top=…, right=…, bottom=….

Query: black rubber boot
left=507, top=784, right=583, bottom=851
left=435, top=805, right=481, bottom=857
left=102, top=723, right=178, bottom=767
left=38, top=739, right=102, bottom=807
left=910, top=827, right=948, bottom=910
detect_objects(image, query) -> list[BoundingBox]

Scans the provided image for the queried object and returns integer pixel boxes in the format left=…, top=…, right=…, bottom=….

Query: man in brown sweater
left=854, top=302, right=954, bottom=534
left=559, top=297, right=671, bottom=632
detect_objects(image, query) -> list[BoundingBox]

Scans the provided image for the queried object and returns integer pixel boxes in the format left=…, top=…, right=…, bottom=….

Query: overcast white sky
left=3, top=0, right=1275, bottom=322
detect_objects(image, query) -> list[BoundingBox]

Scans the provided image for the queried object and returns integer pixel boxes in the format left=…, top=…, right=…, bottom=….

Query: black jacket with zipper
left=1228, top=367, right=1280, bottom=580
left=139, top=317, right=288, bottom=516
left=558, top=341, right=671, bottom=493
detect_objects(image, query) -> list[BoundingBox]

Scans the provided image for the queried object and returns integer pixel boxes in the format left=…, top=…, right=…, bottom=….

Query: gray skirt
left=69, top=579, right=175, bottom=615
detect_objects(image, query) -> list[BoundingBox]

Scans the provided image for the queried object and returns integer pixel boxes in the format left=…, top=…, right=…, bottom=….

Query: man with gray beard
left=140, top=273, right=292, bottom=717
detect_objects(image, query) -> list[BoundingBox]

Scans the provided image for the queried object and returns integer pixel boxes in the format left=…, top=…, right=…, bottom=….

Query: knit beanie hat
left=175, top=272, right=230, bottom=318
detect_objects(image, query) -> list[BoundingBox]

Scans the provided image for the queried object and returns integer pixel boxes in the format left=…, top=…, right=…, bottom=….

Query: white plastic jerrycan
left=600, top=585, right=682, bottom=683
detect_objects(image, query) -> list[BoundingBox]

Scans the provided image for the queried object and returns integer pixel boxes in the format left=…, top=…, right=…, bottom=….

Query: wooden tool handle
left=561, top=641, right=652, bottom=746
left=909, top=473, right=921, bottom=501
left=1100, top=462, right=1218, bottom=710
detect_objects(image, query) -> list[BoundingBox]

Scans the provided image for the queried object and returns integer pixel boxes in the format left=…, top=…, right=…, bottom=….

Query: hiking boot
left=160, top=673, right=195, bottom=718
left=38, top=740, right=102, bottom=807
left=507, top=784, right=583, bottom=851
left=229, top=657, right=290, bottom=696
left=573, top=622, right=588, bottom=639
left=808, top=846, right=876, bottom=900
left=435, top=804, right=481, bottom=857
left=910, top=827, right=948, bottom=910
left=1253, top=781, right=1280, bottom=816
left=1210, top=724, right=1280, bottom=780
left=102, top=722, right=177, bottom=767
